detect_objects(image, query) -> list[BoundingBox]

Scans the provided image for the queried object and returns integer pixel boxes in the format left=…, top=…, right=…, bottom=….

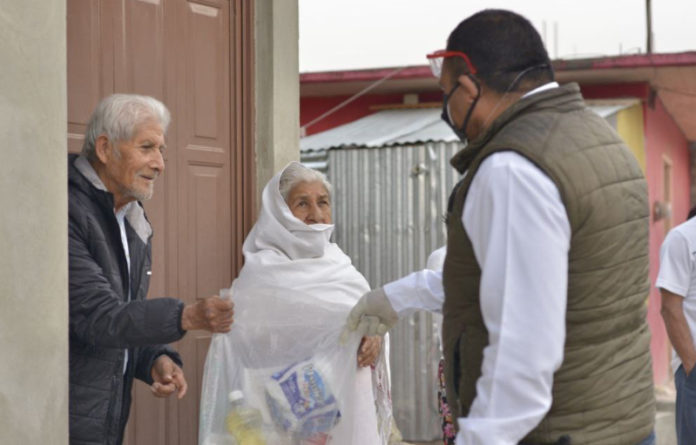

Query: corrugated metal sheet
left=300, top=147, right=329, bottom=173
left=301, top=108, right=457, bottom=152
left=319, top=141, right=463, bottom=441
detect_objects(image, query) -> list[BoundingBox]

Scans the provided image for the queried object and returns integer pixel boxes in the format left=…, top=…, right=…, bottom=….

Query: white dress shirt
left=383, top=83, right=571, bottom=444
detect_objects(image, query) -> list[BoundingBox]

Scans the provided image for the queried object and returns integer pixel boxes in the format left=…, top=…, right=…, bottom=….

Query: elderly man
left=345, top=9, right=655, bottom=445
left=68, top=94, right=234, bottom=444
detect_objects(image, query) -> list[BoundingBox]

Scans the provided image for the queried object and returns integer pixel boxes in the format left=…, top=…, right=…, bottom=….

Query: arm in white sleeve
left=383, top=268, right=444, bottom=316
left=456, top=152, right=570, bottom=445
left=656, top=229, right=692, bottom=296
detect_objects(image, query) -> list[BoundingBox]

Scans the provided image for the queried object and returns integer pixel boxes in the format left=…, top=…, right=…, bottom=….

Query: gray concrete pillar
left=0, top=2, right=68, bottom=443
left=254, top=0, right=300, bottom=202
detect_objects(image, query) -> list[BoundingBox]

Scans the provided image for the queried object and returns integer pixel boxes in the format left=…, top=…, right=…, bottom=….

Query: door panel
left=66, top=0, right=253, bottom=443
left=66, top=0, right=106, bottom=153
left=119, top=0, right=166, bottom=98
left=175, top=2, right=232, bottom=443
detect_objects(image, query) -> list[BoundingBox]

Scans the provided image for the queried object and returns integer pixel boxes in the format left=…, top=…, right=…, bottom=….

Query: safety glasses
left=426, top=49, right=477, bottom=78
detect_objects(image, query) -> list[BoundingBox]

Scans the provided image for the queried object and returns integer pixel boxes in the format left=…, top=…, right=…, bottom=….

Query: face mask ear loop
left=481, top=64, right=550, bottom=129
left=454, top=74, right=481, bottom=141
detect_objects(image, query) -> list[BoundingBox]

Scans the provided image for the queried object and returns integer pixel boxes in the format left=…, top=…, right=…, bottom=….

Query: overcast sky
left=299, top=0, right=696, bottom=72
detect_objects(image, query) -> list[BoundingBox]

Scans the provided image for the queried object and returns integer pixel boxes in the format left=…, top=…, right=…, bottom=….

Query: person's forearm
left=662, top=306, right=696, bottom=373
left=71, top=295, right=185, bottom=348
left=180, top=304, right=197, bottom=331
left=180, top=296, right=235, bottom=333
left=383, top=269, right=444, bottom=315
left=135, top=345, right=182, bottom=384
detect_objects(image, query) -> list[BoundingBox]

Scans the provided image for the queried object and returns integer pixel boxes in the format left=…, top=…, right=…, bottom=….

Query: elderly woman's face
left=287, top=181, right=332, bottom=225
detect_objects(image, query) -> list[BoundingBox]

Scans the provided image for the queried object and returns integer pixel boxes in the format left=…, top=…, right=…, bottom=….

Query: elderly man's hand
left=357, top=336, right=382, bottom=367
left=341, top=288, right=398, bottom=342
left=181, top=296, right=234, bottom=333
left=150, top=355, right=188, bottom=399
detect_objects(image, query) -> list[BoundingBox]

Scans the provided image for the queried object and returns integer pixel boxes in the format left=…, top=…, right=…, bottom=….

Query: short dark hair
left=445, top=9, right=554, bottom=93
left=688, top=206, right=696, bottom=220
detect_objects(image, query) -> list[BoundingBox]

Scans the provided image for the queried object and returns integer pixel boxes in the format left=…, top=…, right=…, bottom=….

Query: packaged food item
left=264, top=358, right=340, bottom=439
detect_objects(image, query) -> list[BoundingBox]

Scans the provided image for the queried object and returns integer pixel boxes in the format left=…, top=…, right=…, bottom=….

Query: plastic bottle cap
left=229, top=390, right=244, bottom=403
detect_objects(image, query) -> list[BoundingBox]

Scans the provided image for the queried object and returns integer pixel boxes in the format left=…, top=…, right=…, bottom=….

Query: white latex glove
left=341, top=288, right=399, bottom=342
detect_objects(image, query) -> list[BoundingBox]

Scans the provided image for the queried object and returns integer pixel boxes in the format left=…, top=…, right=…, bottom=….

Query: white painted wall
left=255, top=0, right=300, bottom=203
left=0, top=2, right=68, bottom=443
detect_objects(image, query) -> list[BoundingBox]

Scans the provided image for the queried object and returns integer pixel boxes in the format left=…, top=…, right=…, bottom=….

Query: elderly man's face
left=287, top=181, right=332, bottom=225
left=97, top=119, right=165, bottom=210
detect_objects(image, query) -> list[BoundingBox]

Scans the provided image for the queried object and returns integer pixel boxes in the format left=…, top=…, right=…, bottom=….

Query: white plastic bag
left=199, top=286, right=369, bottom=445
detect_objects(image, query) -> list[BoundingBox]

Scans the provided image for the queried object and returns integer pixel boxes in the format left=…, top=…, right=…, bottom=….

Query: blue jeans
left=675, top=364, right=696, bottom=444
left=636, top=430, right=656, bottom=445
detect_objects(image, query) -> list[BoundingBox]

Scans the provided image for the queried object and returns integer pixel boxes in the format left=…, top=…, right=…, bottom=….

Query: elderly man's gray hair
left=81, top=94, right=171, bottom=161
left=279, top=162, right=333, bottom=201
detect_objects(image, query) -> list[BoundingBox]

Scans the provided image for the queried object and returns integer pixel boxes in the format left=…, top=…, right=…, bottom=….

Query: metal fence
left=303, top=140, right=463, bottom=441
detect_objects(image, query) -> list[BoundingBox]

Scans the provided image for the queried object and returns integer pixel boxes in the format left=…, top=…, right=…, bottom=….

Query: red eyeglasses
left=426, top=50, right=477, bottom=78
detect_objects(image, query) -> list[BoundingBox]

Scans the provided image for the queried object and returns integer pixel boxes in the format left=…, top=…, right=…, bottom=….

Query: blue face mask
left=441, top=75, right=481, bottom=144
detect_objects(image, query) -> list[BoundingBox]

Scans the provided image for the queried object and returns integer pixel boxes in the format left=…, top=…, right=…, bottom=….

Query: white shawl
left=199, top=163, right=393, bottom=445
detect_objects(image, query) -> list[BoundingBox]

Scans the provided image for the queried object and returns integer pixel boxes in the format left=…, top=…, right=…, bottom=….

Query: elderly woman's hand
left=357, top=336, right=382, bottom=367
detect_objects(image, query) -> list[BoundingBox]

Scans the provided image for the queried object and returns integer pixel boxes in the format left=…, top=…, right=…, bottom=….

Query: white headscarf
left=242, top=161, right=333, bottom=260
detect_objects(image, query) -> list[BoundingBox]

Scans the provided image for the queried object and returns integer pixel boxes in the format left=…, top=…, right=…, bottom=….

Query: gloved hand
left=341, top=288, right=399, bottom=342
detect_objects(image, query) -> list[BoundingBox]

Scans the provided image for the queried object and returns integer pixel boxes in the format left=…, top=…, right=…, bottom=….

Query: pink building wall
left=301, top=94, right=402, bottom=135
left=644, top=97, right=691, bottom=384
left=300, top=92, right=443, bottom=135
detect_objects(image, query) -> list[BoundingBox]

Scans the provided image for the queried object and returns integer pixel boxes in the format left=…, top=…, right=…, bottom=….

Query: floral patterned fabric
left=437, top=358, right=456, bottom=444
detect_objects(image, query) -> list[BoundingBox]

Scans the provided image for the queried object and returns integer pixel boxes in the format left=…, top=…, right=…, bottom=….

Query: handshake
left=341, top=288, right=399, bottom=341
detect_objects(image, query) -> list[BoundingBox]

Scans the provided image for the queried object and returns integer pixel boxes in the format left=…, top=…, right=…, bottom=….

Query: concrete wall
left=254, top=0, right=300, bottom=202
left=0, top=1, right=68, bottom=444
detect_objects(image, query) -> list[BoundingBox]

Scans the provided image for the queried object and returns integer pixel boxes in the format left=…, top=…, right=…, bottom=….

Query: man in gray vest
left=343, top=9, right=655, bottom=445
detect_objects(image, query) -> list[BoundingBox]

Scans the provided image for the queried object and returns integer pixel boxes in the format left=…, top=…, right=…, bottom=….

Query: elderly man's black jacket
left=68, top=154, right=185, bottom=445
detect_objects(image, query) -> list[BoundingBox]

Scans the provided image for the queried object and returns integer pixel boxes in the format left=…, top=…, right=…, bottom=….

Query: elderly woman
left=279, top=164, right=383, bottom=368
left=200, top=162, right=395, bottom=445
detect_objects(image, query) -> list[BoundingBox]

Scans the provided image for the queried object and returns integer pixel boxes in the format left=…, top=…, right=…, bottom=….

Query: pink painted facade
left=644, top=97, right=691, bottom=384
left=302, top=94, right=402, bottom=135
left=301, top=91, right=442, bottom=136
